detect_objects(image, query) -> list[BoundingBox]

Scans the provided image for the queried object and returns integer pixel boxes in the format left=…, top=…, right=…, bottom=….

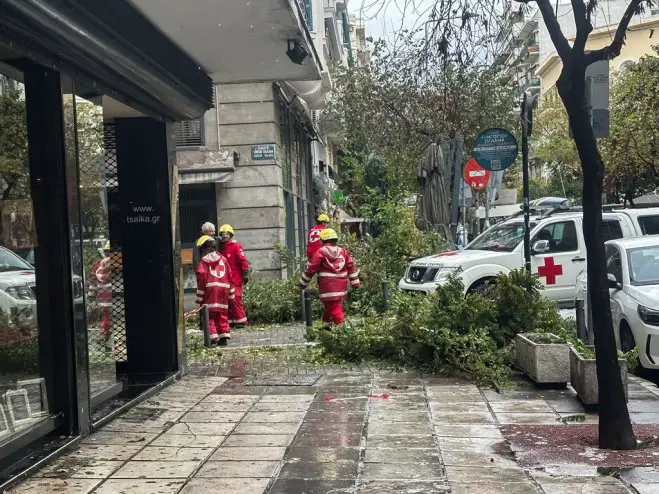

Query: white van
left=398, top=207, right=659, bottom=307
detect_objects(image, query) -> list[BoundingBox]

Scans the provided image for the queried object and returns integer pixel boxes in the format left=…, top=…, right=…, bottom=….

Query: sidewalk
left=7, top=327, right=659, bottom=493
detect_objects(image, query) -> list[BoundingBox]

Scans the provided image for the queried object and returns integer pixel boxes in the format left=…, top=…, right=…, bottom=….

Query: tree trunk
left=558, top=67, right=636, bottom=450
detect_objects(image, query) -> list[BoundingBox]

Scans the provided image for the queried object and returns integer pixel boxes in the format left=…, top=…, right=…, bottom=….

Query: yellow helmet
left=104, top=240, right=110, bottom=251
left=320, top=228, right=339, bottom=242
left=317, top=213, right=331, bottom=223
left=219, top=224, right=234, bottom=235
left=196, top=235, right=215, bottom=248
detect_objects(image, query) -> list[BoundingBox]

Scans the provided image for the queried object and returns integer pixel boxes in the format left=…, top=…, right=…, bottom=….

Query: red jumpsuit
left=88, top=257, right=112, bottom=344
left=219, top=239, right=249, bottom=325
left=195, top=252, right=234, bottom=340
left=306, top=224, right=327, bottom=260
left=299, top=245, right=360, bottom=325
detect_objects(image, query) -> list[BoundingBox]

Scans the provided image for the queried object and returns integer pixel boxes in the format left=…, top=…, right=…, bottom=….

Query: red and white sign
left=537, top=257, right=563, bottom=285
left=464, top=158, right=491, bottom=191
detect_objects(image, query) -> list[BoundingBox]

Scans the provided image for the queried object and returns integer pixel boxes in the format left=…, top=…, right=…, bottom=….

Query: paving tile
left=437, top=437, right=504, bottom=453
left=495, top=412, right=560, bottom=425
left=631, top=413, right=659, bottom=424
left=81, top=431, right=158, bottom=446
left=187, top=402, right=253, bottom=412
left=366, top=434, right=436, bottom=449
left=285, top=447, right=360, bottom=463
left=445, top=466, right=529, bottom=483
left=358, top=480, right=450, bottom=493
left=538, top=479, right=632, bottom=494
left=449, top=481, right=538, bottom=494
left=242, top=411, right=307, bottom=423
left=259, top=395, right=315, bottom=403
left=362, top=462, right=445, bottom=481
left=35, top=459, right=123, bottom=479
left=291, top=431, right=361, bottom=448
left=545, top=399, right=586, bottom=413
left=369, top=411, right=430, bottom=422
left=441, top=450, right=519, bottom=468
left=201, top=394, right=260, bottom=404
left=210, top=446, right=287, bottom=461
left=489, top=400, right=555, bottom=413
left=167, top=422, right=235, bottom=435
left=367, top=421, right=434, bottom=435
left=179, top=411, right=246, bottom=423
left=111, top=461, right=200, bottom=479
left=298, top=421, right=363, bottom=437
left=303, top=411, right=366, bottom=423
left=558, top=412, right=599, bottom=424
left=100, top=420, right=174, bottom=434
left=233, top=422, right=300, bottom=435
left=196, top=460, right=279, bottom=478
left=180, top=478, right=270, bottom=494
left=620, top=467, right=659, bottom=484
left=132, top=446, right=214, bottom=462
left=222, top=434, right=295, bottom=447
left=633, top=484, right=659, bottom=494
left=427, top=392, right=484, bottom=403
left=435, top=425, right=503, bottom=439
left=364, top=448, right=440, bottom=463
left=277, top=460, right=358, bottom=480
left=308, top=400, right=368, bottom=413
left=150, top=433, right=226, bottom=448
left=67, top=444, right=143, bottom=461
left=430, top=402, right=491, bottom=414
left=433, top=412, right=495, bottom=425
left=93, top=479, right=184, bottom=494
left=250, top=401, right=311, bottom=412
left=268, top=479, right=355, bottom=493
left=8, top=478, right=102, bottom=493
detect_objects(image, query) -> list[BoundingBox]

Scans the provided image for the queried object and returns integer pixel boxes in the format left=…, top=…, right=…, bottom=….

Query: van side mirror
left=607, top=273, right=622, bottom=290
left=532, top=240, right=550, bottom=254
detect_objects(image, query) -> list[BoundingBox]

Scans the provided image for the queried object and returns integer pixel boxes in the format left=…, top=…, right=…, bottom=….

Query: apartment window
left=175, top=118, right=204, bottom=147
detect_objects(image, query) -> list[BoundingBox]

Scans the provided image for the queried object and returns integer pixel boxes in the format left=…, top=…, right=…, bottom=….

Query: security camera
left=286, top=39, right=308, bottom=65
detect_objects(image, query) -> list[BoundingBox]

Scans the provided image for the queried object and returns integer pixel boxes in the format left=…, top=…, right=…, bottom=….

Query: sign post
left=521, top=94, right=532, bottom=272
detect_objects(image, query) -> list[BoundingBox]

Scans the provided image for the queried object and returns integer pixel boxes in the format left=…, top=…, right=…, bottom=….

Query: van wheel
left=620, top=322, right=636, bottom=353
left=468, top=278, right=495, bottom=294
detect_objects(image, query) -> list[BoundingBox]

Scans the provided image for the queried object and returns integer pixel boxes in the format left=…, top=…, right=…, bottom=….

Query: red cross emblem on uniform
left=334, top=255, right=346, bottom=271
left=537, top=257, right=563, bottom=285
left=309, top=229, right=320, bottom=243
left=210, top=259, right=226, bottom=279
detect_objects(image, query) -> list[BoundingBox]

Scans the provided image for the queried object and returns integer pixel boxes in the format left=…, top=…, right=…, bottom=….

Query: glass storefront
left=0, top=69, right=54, bottom=446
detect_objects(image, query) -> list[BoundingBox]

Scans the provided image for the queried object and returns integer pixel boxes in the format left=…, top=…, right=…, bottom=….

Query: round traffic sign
left=473, top=128, right=519, bottom=171
left=463, top=159, right=490, bottom=191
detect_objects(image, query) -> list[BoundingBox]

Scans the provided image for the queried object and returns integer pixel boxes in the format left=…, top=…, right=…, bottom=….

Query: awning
left=178, top=168, right=234, bottom=185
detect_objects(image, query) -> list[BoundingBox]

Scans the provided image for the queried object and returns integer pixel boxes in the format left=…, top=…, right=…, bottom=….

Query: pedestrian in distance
left=218, top=224, right=250, bottom=328
left=195, top=235, right=233, bottom=346
left=193, top=221, right=217, bottom=271
left=299, top=228, right=360, bottom=330
left=306, top=212, right=331, bottom=260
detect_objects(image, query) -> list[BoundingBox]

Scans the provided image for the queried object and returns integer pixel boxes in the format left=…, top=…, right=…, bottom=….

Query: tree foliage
left=601, top=45, right=659, bottom=203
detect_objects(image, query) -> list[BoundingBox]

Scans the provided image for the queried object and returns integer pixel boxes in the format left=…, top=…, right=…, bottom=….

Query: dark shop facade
left=0, top=0, right=212, bottom=485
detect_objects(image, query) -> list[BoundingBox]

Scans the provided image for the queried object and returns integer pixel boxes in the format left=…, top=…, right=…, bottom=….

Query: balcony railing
left=298, top=0, right=313, bottom=30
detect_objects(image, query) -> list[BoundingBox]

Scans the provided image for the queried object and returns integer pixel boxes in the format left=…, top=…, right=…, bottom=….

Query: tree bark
left=558, top=66, right=636, bottom=450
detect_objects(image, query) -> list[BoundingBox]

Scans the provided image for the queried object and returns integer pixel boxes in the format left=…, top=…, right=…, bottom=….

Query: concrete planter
left=515, top=333, right=570, bottom=385
left=569, top=345, right=628, bottom=405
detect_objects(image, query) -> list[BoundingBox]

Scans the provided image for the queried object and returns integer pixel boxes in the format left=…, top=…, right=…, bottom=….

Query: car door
left=531, top=219, right=585, bottom=303
left=605, top=244, right=625, bottom=346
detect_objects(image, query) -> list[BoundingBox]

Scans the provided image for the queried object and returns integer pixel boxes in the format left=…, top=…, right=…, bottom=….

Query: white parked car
left=576, top=237, right=659, bottom=370
left=0, top=246, right=84, bottom=330
left=399, top=207, right=659, bottom=307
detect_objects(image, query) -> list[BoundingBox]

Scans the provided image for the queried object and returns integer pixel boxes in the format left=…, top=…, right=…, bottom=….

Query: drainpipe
left=215, top=85, right=221, bottom=150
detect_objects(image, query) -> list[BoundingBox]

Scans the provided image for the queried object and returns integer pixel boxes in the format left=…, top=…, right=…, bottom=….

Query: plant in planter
left=515, top=332, right=570, bottom=386
left=569, top=342, right=628, bottom=406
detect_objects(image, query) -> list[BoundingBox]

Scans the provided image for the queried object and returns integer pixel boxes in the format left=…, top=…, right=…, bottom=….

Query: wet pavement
left=7, top=325, right=659, bottom=493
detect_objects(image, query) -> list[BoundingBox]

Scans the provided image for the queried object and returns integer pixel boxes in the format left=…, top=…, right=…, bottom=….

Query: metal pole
left=300, top=289, right=307, bottom=322
left=201, top=305, right=211, bottom=347
left=575, top=299, right=587, bottom=342
left=522, top=93, right=531, bottom=272
left=586, top=287, right=594, bottom=345
left=484, top=185, right=490, bottom=230
left=462, top=182, right=467, bottom=246
left=382, top=282, right=390, bottom=312
left=304, top=291, right=313, bottom=327
left=449, top=134, right=464, bottom=246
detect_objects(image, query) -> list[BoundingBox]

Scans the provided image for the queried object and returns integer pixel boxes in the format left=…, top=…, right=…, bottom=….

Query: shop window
left=175, top=118, right=204, bottom=147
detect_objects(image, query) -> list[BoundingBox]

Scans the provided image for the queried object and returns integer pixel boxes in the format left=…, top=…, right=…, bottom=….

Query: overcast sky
left=349, top=0, right=437, bottom=43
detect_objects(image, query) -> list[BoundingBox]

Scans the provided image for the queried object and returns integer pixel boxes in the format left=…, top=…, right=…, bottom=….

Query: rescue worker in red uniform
left=88, top=241, right=112, bottom=346
left=195, top=235, right=234, bottom=346
left=306, top=213, right=331, bottom=260
left=218, top=224, right=250, bottom=328
left=299, top=228, right=360, bottom=328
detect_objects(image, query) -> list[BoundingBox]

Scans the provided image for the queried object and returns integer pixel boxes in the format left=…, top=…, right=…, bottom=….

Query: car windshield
left=628, top=246, right=659, bottom=286
left=0, top=248, right=34, bottom=273
left=467, top=221, right=537, bottom=252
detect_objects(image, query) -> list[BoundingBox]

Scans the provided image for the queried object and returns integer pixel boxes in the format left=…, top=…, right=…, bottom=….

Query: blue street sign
left=473, top=128, right=519, bottom=171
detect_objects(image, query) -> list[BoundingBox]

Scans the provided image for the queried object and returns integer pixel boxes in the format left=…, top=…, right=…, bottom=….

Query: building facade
left=177, top=0, right=357, bottom=285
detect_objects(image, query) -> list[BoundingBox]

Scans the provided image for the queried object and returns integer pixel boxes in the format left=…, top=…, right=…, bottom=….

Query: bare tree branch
left=572, top=0, right=593, bottom=56
left=531, top=0, right=572, bottom=60
left=585, top=0, right=645, bottom=65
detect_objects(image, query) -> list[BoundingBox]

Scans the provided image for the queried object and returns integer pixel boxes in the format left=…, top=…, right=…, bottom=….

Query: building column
left=114, top=118, right=179, bottom=375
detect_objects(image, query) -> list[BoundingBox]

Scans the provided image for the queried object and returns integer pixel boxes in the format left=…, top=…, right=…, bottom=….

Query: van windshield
left=467, top=221, right=537, bottom=252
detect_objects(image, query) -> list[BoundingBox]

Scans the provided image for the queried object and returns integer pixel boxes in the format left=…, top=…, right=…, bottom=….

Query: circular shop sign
left=473, top=128, right=519, bottom=172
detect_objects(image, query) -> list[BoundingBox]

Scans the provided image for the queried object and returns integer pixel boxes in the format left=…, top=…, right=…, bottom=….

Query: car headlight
left=637, top=305, right=659, bottom=326
left=5, top=285, right=36, bottom=300
left=435, top=267, right=461, bottom=281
